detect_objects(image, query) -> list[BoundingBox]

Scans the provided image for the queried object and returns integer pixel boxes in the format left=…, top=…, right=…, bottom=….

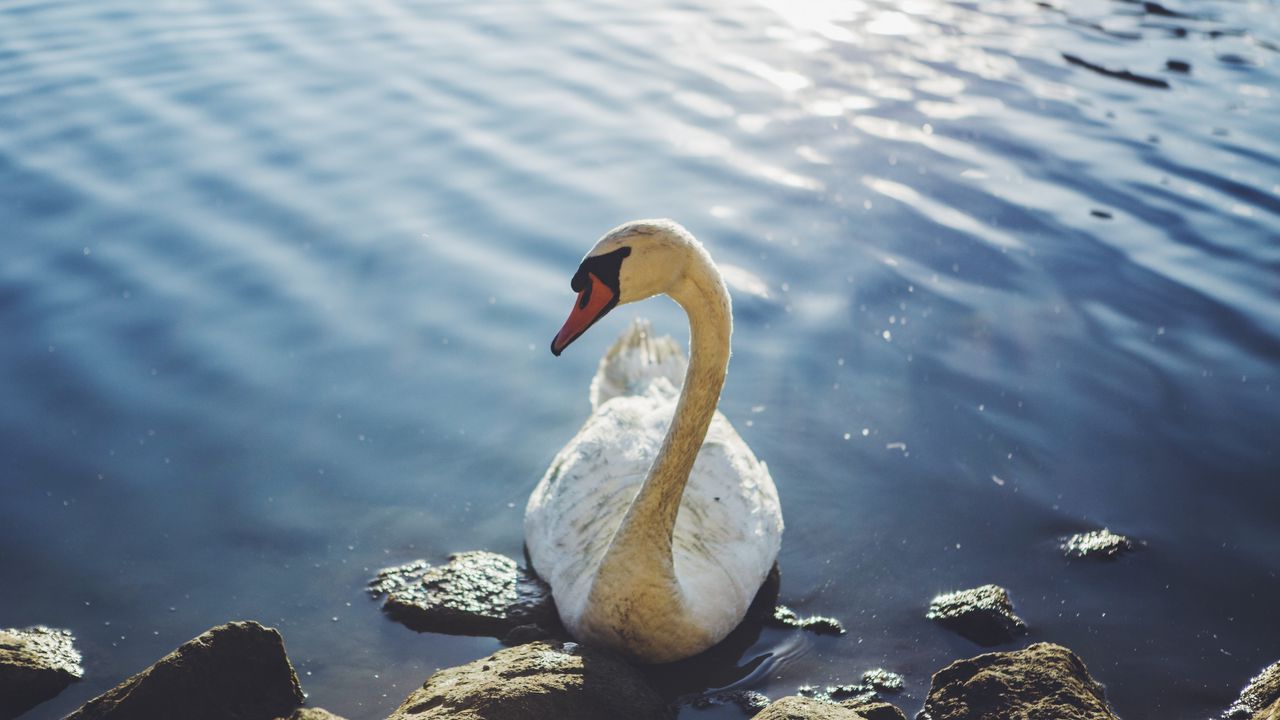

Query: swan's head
left=551, top=219, right=695, bottom=356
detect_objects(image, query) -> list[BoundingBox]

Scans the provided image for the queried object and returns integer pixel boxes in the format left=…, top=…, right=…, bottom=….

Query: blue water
left=1, top=0, right=1277, bottom=718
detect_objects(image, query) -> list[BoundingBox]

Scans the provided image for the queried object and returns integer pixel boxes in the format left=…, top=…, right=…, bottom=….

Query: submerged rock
left=690, top=689, right=772, bottom=715
left=796, top=670, right=900, bottom=706
left=919, top=642, right=1119, bottom=720
left=769, top=605, right=846, bottom=636
left=386, top=640, right=670, bottom=720
left=66, top=620, right=303, bottom=720
left=800, top=683, right=873, bottom=704
left=1062, top=528, right=1136, bottom=559
left=1225, top=659, right=1280, bottom=719
left=859, top=668, right=904, bottom=694
left=0, top=625, right=83, bottom=718
left=756, top=695, right=870, bottom=719
left=370, top=552, right=557, bottom=636
left=926, top=584, right=1027, bottom=646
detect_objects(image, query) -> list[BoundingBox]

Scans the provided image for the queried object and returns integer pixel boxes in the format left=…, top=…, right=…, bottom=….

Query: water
left=1, top=0, right=1277, bottom=717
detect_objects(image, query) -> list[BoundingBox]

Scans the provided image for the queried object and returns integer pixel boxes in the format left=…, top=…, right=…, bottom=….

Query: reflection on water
left=1, top=0, right=1277, bottom=718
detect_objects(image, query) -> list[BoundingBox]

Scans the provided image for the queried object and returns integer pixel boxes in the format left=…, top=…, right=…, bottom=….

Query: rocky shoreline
left=4, top=527, right=1277, bottom=720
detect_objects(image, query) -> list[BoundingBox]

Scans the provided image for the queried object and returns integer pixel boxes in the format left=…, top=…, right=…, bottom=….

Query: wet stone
left=797, top=668, right=904, bottom=707
left=386, top=640, right=669, bottom=720
left=770, top=605, right=846, bottom=636
left=839, top=700, right=908, bottom=720
left=274, top=710, right=350, bottom=720
left=690, top=689, right=772, bottom=715
left=926, top=584, right=1027, bottom=646
left=920, top=642, right=1119, bottom=720
left=859, top=668, right=904, bottom=694
left=1062, top=528, right=1136, bottom=559
left=369, top=551, right=557, bottom=636
left=756, top=696, right=868, bottom=719
left=800, top=683, right=873, bottom=704
left=1225, top=659, right=1280, bottom=719
left=66, top=620, right=303, bottom=720
left=0, top=625, right=84, bottom=718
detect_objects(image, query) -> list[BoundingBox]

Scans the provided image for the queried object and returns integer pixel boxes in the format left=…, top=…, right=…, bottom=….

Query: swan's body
left=524, top=219, right=783, bottom=663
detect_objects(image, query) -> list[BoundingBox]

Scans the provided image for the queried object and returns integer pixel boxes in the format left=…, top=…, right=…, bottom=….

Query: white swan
left=524, top=219, right=784, bottom=663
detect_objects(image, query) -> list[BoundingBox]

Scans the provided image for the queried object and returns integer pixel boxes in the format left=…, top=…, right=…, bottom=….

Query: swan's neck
left=587, top=247, right=732, bottom=612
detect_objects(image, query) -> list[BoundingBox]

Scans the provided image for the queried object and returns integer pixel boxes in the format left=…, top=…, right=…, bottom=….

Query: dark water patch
left=1062, top=53, right=1172, bottom=89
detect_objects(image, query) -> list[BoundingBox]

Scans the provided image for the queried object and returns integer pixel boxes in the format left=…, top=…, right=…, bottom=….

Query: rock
left=691, top=689, right=772, bottom=715
left=370, top=552, right=557, bottom=636
left=925, top=584, right=1027, bottom=646
left=276, top=710, right=349, bottom=720
left=859, top=669, right=904, bottom=694
left=0, top=625, right=83, bottom=718
left=796, top=668, right=905, bottom=708
left=1062, top=529, right=1136, bottom=559
left=66, top=621, right=303, bottom=720
left=1225, top=659, right=1280, bottom=719
left=755, top=695, right=870, bottom=719
left=386, top=640, right=670, bottom=720
left=839, top=700, right=907, bottom=720
left=920, top=642, right=1120, bottom=720
left=769, top=605, right=846, bottom=636
left=800, top=684, right=873, bottom=704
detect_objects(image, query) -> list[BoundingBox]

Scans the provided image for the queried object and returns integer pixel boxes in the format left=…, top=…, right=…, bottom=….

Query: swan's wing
left=524, top=394, right=669, bottom=614
left=672, top=412, right=784, bottom=634
left=589, top=319, right=687, bottom=409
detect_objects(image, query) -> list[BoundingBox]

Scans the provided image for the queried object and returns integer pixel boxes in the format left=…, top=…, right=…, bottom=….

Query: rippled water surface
left=2, top=0, right=1278, bottom=718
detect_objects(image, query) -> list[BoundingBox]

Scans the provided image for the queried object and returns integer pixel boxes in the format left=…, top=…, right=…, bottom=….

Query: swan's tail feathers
left=590, top=318, right=687, bottom=409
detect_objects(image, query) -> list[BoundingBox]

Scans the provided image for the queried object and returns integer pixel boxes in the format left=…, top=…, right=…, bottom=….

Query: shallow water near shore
left=1, top=0, right=1277, bottom=718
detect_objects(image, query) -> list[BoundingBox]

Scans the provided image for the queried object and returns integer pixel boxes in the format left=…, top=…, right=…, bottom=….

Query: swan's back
left=588, top=319, right=687, bottom=409
left=525, top=319, right=783, bottom=651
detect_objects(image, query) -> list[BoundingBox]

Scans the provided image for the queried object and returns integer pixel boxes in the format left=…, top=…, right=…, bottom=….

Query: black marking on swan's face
left=551, top=246, right=632, bottom=356
left=571, top=246, right=631, bottom=300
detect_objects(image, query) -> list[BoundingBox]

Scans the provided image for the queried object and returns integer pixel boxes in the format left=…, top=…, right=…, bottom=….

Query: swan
left=524, top=219, right=783, bottom=663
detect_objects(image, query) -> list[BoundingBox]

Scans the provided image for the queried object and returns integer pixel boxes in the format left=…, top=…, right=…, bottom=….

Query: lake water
left=1, top=0, right=1277, bottom=718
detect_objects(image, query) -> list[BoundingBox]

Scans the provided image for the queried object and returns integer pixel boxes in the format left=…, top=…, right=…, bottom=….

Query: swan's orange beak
left=551, top=273, right=616, bottom=356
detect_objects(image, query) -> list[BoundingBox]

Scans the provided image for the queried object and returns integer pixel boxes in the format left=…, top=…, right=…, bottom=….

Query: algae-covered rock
left=1062, top=528, right=1136, bottom=559
left=0, top=625, right=83, bottom=718
left=769, top=605, right=846, bottom=636
left=386, top=640, right=670, bottom=720
left=370, top=552, right=557, bottom=636
left=1225, top=659, right=1280, bottom=720
left=925, top=584, right=1026, bottom=646
left=755, top=695, right=871, bottom=719
left=920, top=642, right=1119, bottom=720
left=66, top=620, right=303, bottom=720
